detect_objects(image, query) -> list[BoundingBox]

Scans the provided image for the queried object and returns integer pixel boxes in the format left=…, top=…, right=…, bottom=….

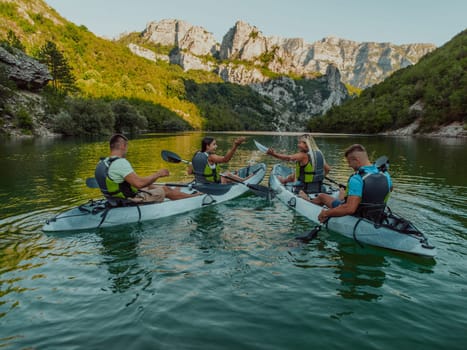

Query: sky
left=43, top=0, right=466, bottom=46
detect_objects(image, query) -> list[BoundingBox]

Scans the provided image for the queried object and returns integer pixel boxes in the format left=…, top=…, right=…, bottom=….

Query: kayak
left=43, top=163, right=267, bottom=232
left=270, top=163, right=437, bottom=257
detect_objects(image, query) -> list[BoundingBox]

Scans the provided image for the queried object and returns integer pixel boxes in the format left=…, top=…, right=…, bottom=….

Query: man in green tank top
left=95, top=134, right=199, bottom=204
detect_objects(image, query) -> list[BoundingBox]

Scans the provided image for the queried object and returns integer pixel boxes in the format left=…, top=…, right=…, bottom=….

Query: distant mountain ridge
left=125, top=19, right=436, bottom=89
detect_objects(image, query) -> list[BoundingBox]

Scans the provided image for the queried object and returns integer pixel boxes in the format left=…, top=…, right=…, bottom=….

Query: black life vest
left=353, top=169, right=390, bottom=222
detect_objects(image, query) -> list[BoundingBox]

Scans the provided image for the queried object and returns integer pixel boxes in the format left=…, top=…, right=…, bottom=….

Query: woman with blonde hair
left=265, top=134, right=330, bottom=193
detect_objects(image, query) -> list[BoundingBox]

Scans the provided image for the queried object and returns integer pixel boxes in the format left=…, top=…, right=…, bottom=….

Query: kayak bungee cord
left=352, top=218, right=365, bottom=248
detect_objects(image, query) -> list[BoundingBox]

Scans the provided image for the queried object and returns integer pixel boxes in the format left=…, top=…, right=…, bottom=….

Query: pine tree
left=36, top=41, right=76, bottom=93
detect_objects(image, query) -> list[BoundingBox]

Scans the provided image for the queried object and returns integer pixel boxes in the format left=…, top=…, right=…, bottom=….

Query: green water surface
left=0, top=132, right=466, bottom=349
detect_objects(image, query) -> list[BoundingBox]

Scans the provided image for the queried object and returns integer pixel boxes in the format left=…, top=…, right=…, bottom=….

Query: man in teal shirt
left=307, top=144, right=392, bottom=223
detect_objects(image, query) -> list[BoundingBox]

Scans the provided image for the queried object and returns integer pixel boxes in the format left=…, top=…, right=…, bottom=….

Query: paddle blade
left=86, top=177, right=99, bottom=189
left=375, top=155, right=389, bottom=171
left=161, top=150, right=182, bottom=163
left=295, top=225, right=322, bottom=242
left=254, top=140, right=269, bottom=154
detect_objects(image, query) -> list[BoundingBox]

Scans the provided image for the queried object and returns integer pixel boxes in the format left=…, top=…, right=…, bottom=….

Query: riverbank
left=382, top=119, right=466, bottom=138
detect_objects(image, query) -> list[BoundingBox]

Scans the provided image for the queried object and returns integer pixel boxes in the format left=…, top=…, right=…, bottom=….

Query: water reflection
left=97, top=227, right=150, bottom=301
left=332, top=237, right=436, bottom=301
left=334, top=246, right=387, bottom=301
left=189, top=206, right=224, bottom=257
left=0, top=224, right=54, bottom=319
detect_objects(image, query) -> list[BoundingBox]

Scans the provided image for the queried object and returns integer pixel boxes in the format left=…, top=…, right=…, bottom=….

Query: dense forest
left=308, top=30, right=467, bottom=133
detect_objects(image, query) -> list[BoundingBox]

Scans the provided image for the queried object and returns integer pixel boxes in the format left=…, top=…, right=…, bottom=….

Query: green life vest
left=295, top=150, right=324, bottom=183
left=95, top=157, right=138, bottom=199
left=191, top=152, right=221, bottom=183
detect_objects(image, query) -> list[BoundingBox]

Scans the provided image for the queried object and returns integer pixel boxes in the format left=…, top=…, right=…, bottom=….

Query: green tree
left=36, top=41, right=76, bottom=93
left=66, top=98, right=114, bottom=136
left=111, top=99, right=147, bottom=133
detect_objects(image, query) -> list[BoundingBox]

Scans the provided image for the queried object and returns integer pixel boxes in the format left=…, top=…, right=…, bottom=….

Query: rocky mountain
left=128, top=19, right=436, bottom=89
left=123, top=19, right=435, bottom=128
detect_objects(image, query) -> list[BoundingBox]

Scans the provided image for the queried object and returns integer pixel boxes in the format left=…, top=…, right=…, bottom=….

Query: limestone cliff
left=141, top=19, right=219, bottom=56
left=123, top=19, right=435, bottom=129
left=133, top=19, right=435, bottom=89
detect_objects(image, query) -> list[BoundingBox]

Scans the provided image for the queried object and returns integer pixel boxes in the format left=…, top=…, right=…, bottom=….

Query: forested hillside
left=0, top=0, right=278, bottom=135
left=308, top=30, right=467, bottom=133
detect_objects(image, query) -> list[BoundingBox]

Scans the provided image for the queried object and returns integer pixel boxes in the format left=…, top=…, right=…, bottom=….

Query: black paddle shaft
left=220, top=173, right=272, bottom=198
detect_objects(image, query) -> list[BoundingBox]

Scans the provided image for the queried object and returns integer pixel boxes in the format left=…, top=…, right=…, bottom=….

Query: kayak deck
left=270, top=164, right=437, bottom=257
left=43, top=163, right=266, bottom=232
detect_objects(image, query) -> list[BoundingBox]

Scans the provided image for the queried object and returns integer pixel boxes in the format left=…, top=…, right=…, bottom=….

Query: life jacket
left=352, top=168, right=391, bottom=222
left=191, top=151, right=221, bottom=183
left=94, top=157, right=138, bottom=203
left=295, top=150, right=324, bottom=193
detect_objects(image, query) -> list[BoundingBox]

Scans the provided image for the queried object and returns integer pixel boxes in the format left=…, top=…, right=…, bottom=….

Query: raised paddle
left=253, top=139, right=269, bottom=154
left=161, top=150, right=273, bottom=199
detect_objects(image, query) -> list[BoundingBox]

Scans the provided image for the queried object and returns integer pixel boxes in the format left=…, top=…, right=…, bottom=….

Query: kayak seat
left=378, top=211, right=424, bottom=236
left=288, top=181, right=325, bottom=195
left=355, top=203, right=387, bottom=224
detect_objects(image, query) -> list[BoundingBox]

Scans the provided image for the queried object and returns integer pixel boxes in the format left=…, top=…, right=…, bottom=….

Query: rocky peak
left=141, top=19, right=218, bottom=56
left=219, top=21, right=267, bottom=60
left=217, top=21, right=436, bottom=88
left=0, top=46, right=51, bottom=90
left=132, top=19, right=435, bottom=88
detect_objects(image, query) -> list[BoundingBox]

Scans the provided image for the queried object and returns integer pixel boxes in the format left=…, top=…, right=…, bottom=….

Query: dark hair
left=344, top=144, right=367, bottom=157
left=109, top=133, right=128, bottom=149
left=201, top=137, right=215, bottom=152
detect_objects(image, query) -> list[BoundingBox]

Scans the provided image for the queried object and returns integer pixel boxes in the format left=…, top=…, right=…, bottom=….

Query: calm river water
left=0, top=132, right=466, bottom=349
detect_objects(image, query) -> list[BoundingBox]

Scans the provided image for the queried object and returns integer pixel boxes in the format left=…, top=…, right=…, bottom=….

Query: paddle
left=86, top=177, right=197, bottom=190
left=375, top=155, right=389, bottom=171
left=86, top=177, right=99, bottom=188
left=295, top=217, right=331, bottom=243
left=325, top=176, right=346, bottom=189
left=295, top=223, right=324, bottom=242
left=253, top=139, right=269, bottom=154
left=219, top=173, right=273, bottom=199
left=161, top=149, right=273, bottom=198
left=161, top=150, right=191, bottom=164
left=85, top=177, right=233, bottom=196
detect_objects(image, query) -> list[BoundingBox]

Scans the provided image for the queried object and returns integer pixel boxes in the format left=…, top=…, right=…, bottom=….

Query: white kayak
left=270, top=163, right=437, bottom=258
left=43, top=163, right=267, bottom=232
